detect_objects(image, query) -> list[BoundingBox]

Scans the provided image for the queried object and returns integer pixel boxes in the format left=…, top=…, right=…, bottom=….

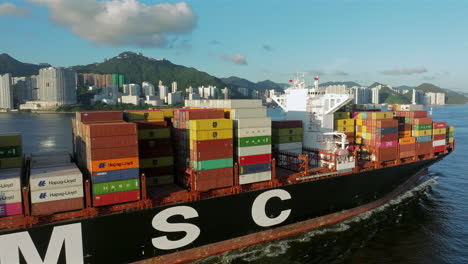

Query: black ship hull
left=0, top=156, right=444, bottom=264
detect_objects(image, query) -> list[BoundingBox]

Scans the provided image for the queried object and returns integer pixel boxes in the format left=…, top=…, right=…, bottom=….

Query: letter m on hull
left=0, top=223, right=83, bottom=264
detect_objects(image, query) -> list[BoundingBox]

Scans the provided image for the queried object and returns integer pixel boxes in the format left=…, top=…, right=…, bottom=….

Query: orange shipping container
left=399, top=137, right=416, bottom=145
left=89, top=157, right=139, bottom=172
left=399, top=131, right=411, bottom=138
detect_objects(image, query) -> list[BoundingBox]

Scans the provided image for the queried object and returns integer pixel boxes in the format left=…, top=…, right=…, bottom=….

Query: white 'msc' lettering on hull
left=152, top=189, right=292, bottom=250
left=0, top=223, right=83, bottom=264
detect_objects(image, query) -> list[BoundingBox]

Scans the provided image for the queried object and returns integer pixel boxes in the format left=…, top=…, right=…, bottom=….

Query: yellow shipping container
left=370, top=112, right=393, bottom=120
left=412, top=129, right=432, bottom=137
left=334, top=112, right=350, bottom=120
left=355, top=119, right=363, bottom=126
left=189, top=119, right=232, bottom=131
left=189, top=129, right=233, bottom=141
left=356, top=138, right=362, bottom=144
left=138, top=128, right=171, bottom=140
left=399, top=131, right=411, bottom=138
left=124, top=111, right=164, bottom=122
left=336, top=125, right=355, bottom=133
left=449, top=126, right=455, bottom=132
left=356, top=132, right=362, bottom=138
left=448, top=137, right=454, bottom=143
left=399, top=137, right=416, bottom=145
left=161, top=109, right=175, bottom=118
left=334, top=119, right=355, bottom=127
left=433, top=128, right=447, bottom=135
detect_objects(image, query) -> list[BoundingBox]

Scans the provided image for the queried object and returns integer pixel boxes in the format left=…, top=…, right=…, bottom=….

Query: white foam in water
left=194, top=176, right=439, bottom=264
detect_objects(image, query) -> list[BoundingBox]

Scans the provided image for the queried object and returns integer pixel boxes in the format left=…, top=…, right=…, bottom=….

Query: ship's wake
left=192, top=173, right=438, bottom=264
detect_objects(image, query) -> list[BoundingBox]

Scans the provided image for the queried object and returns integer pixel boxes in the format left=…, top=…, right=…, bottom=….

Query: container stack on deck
left=395, top=111, right=433, bottom=157
left=333, top=112, right=355, bottom=144
left=272, top=121, right=303, bottom=154
left=29, top=152, right=84, bottom=215
left=432, top=122, right=447, bottom=153
left=74, top=111, right=140, bottom=207
left=124, top=110, right=174, bottom=188
left=0, top=133, right=23, bottom=217
left=447, top=126, right=455, bottom=144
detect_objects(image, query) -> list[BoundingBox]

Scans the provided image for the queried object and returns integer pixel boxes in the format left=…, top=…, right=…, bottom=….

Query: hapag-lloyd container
left=0, top=202, right=22, bottom=216
left=0, top=190, right=22, bottom=204
left=30, top=186, right=84, bottom=203
left=31, top=197, right=83, bottom=215
left=0, top=168, right=21, bottom=192
left=91, top=168, right=139, bottom=184
left=92, top=178, right=140, bottom=195
left=234, top=118, right=271, bottom=129
left=83, top=122, right=137, bottom=138
left=239, top=171, right=272, bottom=185
left=235, top=127, right=271, bottom=138
left=30, top=165, right=83, bottom=191
left=93, top=189, right=140, bottom=207
left=76, top=111, right=122, bottom=123
left=236, top=145, right=271, bottom=156
left=89, top=157, right=139, bottom=173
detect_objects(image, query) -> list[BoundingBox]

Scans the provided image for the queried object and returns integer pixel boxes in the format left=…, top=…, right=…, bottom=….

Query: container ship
left=0, top=77, right=455, bottom=264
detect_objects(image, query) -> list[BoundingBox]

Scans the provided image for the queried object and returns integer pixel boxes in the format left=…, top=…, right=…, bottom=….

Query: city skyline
left=1, top=0, right=467, bottom=90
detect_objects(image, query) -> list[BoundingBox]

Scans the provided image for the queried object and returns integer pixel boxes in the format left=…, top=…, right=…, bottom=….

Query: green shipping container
left=140, top=156, right=174, bottom=169
left=237, top=136, right=271, bottom=147
left=0, top=146, right=22, bottom=158
left=404, top=117, right=411, bottom=124
left=0, top=133, right=21, bottom=147
left=447, top=132, right=454, bottom=138
left=193, top=158, right=233, bottom=171
left=92, top=178, right=140, bottom=195
left=0, top=156, right=22, bottom=169
left=272, top=128, right=303, bottom=137
left=272, top=135, right=303, bottom=144
left=138, top=128, right=171, bottom=140
left=413, top=124, right=433, bottom=130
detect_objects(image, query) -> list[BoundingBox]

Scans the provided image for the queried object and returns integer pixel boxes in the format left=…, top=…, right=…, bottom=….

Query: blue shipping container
left=416, top=136, right=432, bottom=143
left=376, top=127, right=398, bottom=135
left=92, top=168, right=139, bottom=183
left=239, top=162, right=271, bottom=175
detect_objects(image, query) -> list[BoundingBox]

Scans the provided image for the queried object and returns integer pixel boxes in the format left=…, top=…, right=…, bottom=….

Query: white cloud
left=305, top=70, right=325, bottom=76
left=221, top=54, right=248, bottom=65
left=0, top=2, right=29, bottom=17
left=334, top=70, right=349, bottom=76
left=28, top=0, right=197, bottom=47
left=381, top=66, right=427, bottom=75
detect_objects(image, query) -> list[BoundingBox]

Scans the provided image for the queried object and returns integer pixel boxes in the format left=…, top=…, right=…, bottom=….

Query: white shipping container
left=239, top=171, right=272, bottom=185
left=30, top=164, right=83, bottom=191
left=230, top=108, right=267, bottom=119
left=0, top=190, right=22, bottom=204
left=235, top=127, right=272, bottom=137
left=31, top=186, right=84, bottom=204
left=433, top=139, right=446, bottom=147
left=0, top=168, right=22, bottom=191
left=273, top=142, right=303, bottom=151
left=234, top=117, right=271, bottom=129
left=236, top=145, right=271, bottom=156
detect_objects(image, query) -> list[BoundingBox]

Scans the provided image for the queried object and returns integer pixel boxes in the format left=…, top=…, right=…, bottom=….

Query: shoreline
left=0, top=111, right=74, bottom=114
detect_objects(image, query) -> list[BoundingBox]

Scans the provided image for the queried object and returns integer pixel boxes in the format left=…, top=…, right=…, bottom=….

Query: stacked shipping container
left=395, top=111, right=433, bottom=156
left=124, top=110, right=174, bottom=188
left=432, top=122, right=447, bottom=153
left=333, top=112, right=355, bottom=144
left=272, top=120, right=303, bottom=154
left=0, top=133, right=23, bottom=217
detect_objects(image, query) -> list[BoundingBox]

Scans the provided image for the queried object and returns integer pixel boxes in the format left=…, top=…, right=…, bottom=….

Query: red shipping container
left=191, top=139, right=233, bottom=153
left=433, top=145, right=446, bottom=153
left=433, top=134, right=446, bottom=141
left=433, top=122, right=447, bottom=129
left=238, top=154, right=272, bottom=166
left=395, top=111, right=427, bottom=118
left=141, top=166, right=173, bottom=177
left=190, top=147, right=233, bottom=161
left=31, top=197, right=84, bottom=215
left=93, top=189, right=140, bottom=207
left=83, top=122, right=136, bottom=138
left=364, top=119, right=398, bottom=128
left=194, top=167, right=233, bottom=191
left=76, top=111, right=123, bottom=123
left=411, top=117, right=433, bottom=125
left=373, top=133, right=398, bottom=142
left=136, top=121, right=167, bottom=130
left=272, top=120, right=302, bottom=128
left=86, top=135, right=138, bottom=149
left=399, top=123, right=412, bottom=131
left=375, top=147, right=398, bottom=162
left=87, top=145, right=139, bottom=161
left=399, top=150, right=416, bottom=158
left=416, top=142, right=432, bottom=155
left=179, top=109, right=225, bottom=121
left=399, top=143, right=416, bottom=152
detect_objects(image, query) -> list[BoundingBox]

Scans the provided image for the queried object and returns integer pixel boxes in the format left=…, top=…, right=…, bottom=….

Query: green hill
left=72, top=52, right=242, bottom=97
left=413, top=83, right=468, bottom=104
left=379, top=86, right=412, bottom=104
left=320, top=81, right=361, bottom=87
left=0, top=53, right=48, bottom=77
left=221, top=76, right=286, bottom=93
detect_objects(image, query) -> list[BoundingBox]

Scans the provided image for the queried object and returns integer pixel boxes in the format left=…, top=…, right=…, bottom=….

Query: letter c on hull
left=152, top=206, right=200, bottom=250
left=251, top=189, right=292, bottom=227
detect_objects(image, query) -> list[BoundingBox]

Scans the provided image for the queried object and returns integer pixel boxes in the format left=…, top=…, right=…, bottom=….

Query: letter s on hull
left=252, top=189, right=292, bottom=227
left=152, top=206, right=200, bottom=250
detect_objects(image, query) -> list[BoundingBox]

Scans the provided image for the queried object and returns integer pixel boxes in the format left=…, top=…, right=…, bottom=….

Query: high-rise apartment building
left=38, top=67, right=77, bottom=105
left=171, top=81, right=177, bottom=93
left=352, top=87, right=372, bottom=104
left=159, top=85, right=168, bottom=101
left=142, top=82, right=156, bottom=96
left=0, top=73, right=13, bottom=109
left=371, top=86, right=381, bottom=104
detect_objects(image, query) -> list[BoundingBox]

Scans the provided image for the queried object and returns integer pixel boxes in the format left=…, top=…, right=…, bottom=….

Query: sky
left=1, top=0, right=467, bottom=90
